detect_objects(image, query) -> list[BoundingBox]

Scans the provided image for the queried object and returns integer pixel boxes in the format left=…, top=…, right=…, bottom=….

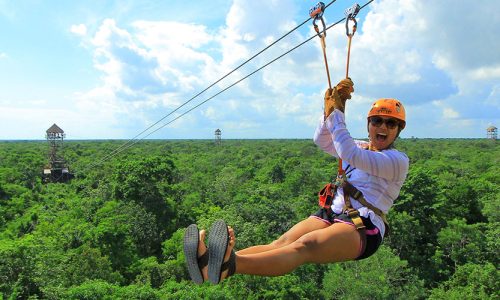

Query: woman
left=183, top=78, right=409, bottom=284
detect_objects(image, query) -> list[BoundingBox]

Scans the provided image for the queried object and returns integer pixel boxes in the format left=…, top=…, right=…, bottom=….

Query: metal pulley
left=310, top=2, right=327, bottom=37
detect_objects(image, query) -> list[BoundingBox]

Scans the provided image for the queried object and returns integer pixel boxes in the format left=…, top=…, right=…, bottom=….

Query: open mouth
left=376, top=133, right=387, bottom=142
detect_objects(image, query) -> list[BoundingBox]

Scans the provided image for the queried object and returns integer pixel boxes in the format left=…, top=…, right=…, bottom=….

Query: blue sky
left=0, top=0, right=499, bottom=140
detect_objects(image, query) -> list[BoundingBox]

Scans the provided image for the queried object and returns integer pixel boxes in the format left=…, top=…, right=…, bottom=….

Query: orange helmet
left=368, top=98, right=406, bottom=129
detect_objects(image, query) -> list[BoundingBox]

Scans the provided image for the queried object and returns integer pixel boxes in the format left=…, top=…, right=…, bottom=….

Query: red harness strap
left=318, top=183, right=336, bottom=209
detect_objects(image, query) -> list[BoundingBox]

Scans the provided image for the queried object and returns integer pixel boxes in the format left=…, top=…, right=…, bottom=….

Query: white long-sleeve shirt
left=313, top=109, right=409, bottom=238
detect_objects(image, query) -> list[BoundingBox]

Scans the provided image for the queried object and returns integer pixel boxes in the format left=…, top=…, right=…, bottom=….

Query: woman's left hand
left=336, top=78, right=354, bottom=103
left=324, top=78, right=354, bottom=116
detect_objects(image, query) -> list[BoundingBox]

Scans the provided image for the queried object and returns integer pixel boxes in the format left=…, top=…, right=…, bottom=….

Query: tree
left=432, top=219, right=496, bottom=281
left=112, top=155, right=177, bottom=238
left=429, top=263, right=498, bottom=299
left=0, top=237, right=40, bottom=299
left=1, top=139, right=498, bottom=299
left=321, top=246, right=426, bottom=299
left=386, top=166, right=441, bottom=284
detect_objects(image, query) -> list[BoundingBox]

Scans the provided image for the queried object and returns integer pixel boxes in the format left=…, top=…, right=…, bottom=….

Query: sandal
left=183, top=224, right=208, bottom=284
left=208, top=220, right=236, bottom=284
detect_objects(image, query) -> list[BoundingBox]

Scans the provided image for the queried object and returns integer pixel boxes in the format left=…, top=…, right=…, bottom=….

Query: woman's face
left=368, top=116, right=400, bottom=151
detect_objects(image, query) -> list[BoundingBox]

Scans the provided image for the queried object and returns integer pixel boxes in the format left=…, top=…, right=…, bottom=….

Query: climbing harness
left=318, top=164, right=355, bottom=209
left=318, top=172, right=390, bottom=234
left=310, top=2, right=332, bottom=90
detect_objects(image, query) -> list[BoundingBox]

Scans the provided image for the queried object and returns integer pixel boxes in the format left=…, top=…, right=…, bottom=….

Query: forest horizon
left=0, top=138, right=498, bottom=299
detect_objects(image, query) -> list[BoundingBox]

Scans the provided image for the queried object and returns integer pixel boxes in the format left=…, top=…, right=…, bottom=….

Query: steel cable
left=77, top=0, right=374, bottom=176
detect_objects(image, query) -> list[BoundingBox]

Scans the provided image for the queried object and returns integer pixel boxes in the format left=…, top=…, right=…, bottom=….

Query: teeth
left=377, top=133, right=387, bottom=136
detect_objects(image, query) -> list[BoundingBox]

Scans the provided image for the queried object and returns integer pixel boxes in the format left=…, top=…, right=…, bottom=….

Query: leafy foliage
left=0, top=139, right=498, bottom=298
left=321, top=246, right=426, bottom=299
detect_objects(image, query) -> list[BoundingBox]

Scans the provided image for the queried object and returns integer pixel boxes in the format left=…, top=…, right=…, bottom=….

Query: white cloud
left=423, top=1, right=500, bottom=77
left=70, top=24, right=87, bottom=36
left=132, top=20, right=214, bottom=51
left=344, top=0, right=426, bottom=85
left=70, top=0, right=314, bottom=139
left=65, top=0, right=498, bottom=139
left=132, top=20, right=216, bottom=92
left=0, top=52, right=7, bottom=59
left=223, top=120, right=257, bottom=130
left=219, top=0, right=305, bottom=78
left=69, top=17, right=231, bottom=138
left=202, top=106, right=219, bottom=120
left=469, top=65, right=500, bottom=80
left=443, top=107, right=460, bottom=119
left=340, top=0, right=499, bottom=138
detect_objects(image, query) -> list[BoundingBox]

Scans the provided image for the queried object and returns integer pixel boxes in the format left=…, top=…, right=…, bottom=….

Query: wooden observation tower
left=486, top=126, right=497, bottom=140
left=215, top=129, right=221, bottom=145
left=43, top=123, right=73, bottom=183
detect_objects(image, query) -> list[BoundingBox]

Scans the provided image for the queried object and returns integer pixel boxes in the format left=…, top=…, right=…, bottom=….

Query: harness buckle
left=346, top=208, right=359, bottom=218
left=333, top=173, right=346, bottom=187
left=346, top=209, right=366, bottom=230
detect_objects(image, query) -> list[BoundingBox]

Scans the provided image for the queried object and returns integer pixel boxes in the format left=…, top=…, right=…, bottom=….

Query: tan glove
left=324, top=88, right=339, bottom=117
left=324, top=78, right=354, bottom=117
left=336, top=78, right=354, bottom=101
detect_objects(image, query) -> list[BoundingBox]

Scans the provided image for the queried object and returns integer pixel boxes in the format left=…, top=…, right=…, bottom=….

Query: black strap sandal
left=220, top=250, right=236, bottom=278
left=208, top=220, right=236, bottom=284
left=183, top=224, right=208, bottom=284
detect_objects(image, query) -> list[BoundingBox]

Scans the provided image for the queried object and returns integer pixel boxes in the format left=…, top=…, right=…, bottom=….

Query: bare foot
left=198, top=229, right=208, bottom=281
left=220, top=226, right=236, bottom=281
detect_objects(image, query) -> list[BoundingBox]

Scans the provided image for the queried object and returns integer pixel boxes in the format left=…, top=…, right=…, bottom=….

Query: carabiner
left=345, top=3, right=361, bottom=37
left=310, top=2, right=327, bottom=37
left=313, top=17, right=327, bottom=37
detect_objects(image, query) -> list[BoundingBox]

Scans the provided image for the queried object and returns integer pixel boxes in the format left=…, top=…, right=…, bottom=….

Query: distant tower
left=487, top=126, right=497, bottom=140
left=43, top=123, right=73, bottom=183
left=215, top=129, right=221, bottom=145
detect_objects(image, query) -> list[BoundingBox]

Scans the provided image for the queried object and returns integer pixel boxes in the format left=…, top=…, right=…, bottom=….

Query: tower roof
left=487, top=126, right=497, bottom=131
left=46, top=123, right=64, bottom=134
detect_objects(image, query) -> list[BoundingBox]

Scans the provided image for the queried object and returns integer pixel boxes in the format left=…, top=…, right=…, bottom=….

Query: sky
left=0, top=0, right=499, bottom=140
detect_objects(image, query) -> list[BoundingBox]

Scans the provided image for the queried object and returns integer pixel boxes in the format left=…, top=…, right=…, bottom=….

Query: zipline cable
left=77, top=0, right=374, bottom=175
left=82, top=0, right=339, bottom=173
left=87, top=18, right=350, bottom=164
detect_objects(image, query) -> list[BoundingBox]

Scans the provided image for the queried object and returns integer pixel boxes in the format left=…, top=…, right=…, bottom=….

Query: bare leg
left=233, top=222, right=361, bottom=277
left=220, top=226, right=236, bottom=280
left=198, top=230, right=208, bottom=281
left=236, top=217, right=328, bottom=255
